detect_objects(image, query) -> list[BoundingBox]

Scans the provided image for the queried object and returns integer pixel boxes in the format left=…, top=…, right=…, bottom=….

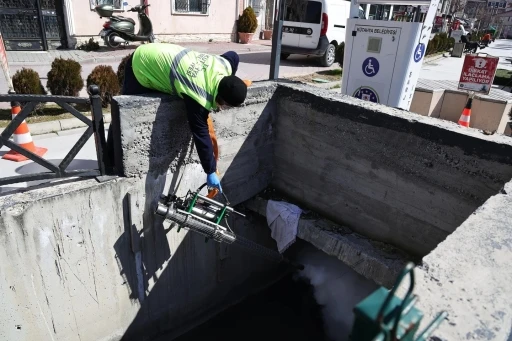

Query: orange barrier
left=458, top=98, right=472, bottom=128
left=2, top=104, right=47, bottom=162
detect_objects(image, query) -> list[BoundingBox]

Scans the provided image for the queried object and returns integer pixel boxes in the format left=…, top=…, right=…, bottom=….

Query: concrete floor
left=0, top=127, right=107, bottom=194
left=420, top=39, right=512, bottom=81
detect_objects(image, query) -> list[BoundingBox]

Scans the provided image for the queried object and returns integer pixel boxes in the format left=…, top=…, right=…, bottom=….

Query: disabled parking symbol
left=413, top=43, right=425, bottom=63
left=362, top=57, right=379, bottom=77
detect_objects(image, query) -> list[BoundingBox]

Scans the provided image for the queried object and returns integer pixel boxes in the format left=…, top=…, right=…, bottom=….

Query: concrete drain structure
left=1, top=82, right=511, bottom=341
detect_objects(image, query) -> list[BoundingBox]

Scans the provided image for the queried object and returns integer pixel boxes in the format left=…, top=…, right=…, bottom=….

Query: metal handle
left=377, top=262, right=416, bottom=336
left=197, top=182, right=230, bottom=205
left=195, top=183, right=245, bottom=217
left=415, top=311, right=448, bottom=341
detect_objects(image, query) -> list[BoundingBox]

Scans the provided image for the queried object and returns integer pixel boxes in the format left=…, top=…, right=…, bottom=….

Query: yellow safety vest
left=132, top=43, right=232, bottom=111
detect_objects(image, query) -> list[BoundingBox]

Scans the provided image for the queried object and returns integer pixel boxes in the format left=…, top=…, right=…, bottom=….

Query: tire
left=320, top=43, right=335, bottom=67
left=106, top=31, right=122, bottom=48
left=280, top=53, right=290, bottom=60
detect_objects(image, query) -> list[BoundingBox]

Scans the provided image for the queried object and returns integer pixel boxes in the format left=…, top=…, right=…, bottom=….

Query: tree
left=449, top=0, right=467, bottom=16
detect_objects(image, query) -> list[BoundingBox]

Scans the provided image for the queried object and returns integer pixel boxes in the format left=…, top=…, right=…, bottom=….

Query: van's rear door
left=282, top=0, right=323, bottom=49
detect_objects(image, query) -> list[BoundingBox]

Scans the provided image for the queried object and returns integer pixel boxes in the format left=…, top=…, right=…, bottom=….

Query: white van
left=280, top=0, right=364, bottom=67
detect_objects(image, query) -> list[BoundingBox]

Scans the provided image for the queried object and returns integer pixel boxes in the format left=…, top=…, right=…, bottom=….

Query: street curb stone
left=0, top=114, right=111, bottom=136
left=8, top=43, right=272, bottom=66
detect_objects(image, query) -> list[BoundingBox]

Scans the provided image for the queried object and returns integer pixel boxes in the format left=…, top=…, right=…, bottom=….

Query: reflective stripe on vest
left=169, top=49, right=231, bottom=111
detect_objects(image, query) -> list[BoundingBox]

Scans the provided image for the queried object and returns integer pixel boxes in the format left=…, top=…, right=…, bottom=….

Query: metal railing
left=0, top=85, right=109, bottom=187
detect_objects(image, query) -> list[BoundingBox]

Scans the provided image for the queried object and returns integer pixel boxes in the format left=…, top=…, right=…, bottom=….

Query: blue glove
left=207, top=172, right=223, bottom=192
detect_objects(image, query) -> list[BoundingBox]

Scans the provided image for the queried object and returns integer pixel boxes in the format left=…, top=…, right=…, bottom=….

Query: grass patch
left=493, top=69, right=512, bottom=87
left=291, top=68, right=343, bottom=84
left=0, top=103, right=111, bottom=128
left=317, top=69, right=342, bottom=77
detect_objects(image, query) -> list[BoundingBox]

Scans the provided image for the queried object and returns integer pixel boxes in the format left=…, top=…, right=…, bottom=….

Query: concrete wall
left=397, top=179, right=512, bottom=341
left=271, top=85, right=512, bottom=257
left=2, top=81, right=512, bottom=341
left=0, top=84, right=281, bottom=341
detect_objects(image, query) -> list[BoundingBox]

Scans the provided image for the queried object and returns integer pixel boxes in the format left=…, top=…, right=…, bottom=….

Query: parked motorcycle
left=95, top=3, right=154, bottom=48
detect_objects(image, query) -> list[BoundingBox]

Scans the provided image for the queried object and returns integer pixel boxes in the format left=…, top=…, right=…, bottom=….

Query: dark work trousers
left=106, top=55, right=155, bottom=172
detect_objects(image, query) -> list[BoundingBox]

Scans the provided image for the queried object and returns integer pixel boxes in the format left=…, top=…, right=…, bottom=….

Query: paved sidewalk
left=7, top=41, right=273, bottom=66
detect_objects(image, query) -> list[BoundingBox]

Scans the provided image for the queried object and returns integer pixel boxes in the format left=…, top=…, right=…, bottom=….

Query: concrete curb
left=0, top=113, right=111, bottom=136
left=8, top=44, right=272, bottom=66
left=423, top=52, right=449, bottom=63
left=9, top=55, right=128, bottom=67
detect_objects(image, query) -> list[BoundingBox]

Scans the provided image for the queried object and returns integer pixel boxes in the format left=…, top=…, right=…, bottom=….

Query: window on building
left=249, top=0, right=262, bottom=15
left=90, top=0, right=124, bottom=10
left=174, top=0, right=209, bottom=14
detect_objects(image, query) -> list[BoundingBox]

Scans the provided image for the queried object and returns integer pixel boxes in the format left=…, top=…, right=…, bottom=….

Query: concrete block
left=271, top=84, right=512, bottom=257
left=439, top=90, right=469, bottom=123
left=410, top=89, right=444, bottom=118
left=244, top=197, right=411, bottom=288
left=0, top=176, right=281, bottom=341
left=397, top=179, right=512, bottom=341
left=471, top=98, right=512, bottom=133
left=111, top=81, right=278, bottom=206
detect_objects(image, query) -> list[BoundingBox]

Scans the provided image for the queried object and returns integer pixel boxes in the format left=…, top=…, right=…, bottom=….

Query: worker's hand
left=207, top=172, right=223, bottom=193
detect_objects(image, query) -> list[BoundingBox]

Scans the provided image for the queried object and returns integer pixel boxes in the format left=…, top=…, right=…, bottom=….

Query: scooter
left=95, top=3, right=155, bottom=49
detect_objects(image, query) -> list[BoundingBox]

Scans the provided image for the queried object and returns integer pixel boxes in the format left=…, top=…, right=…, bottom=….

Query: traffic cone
left=2, top=103, right=47, bottom=162
left=458, top=98, right=472, bottom=128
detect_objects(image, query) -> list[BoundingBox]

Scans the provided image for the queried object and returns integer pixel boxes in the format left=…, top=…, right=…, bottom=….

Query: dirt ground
left=291, top=68, right=342, bottom=85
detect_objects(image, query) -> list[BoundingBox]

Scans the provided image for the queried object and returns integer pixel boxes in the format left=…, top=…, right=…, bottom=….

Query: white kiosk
left=341, top=0, right=440, bottom=110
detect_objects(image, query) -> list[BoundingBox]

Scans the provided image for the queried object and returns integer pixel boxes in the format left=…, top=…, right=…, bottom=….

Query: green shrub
left=438, top=32, right=448, bottom=51
left=447, top=37, right=455, bottom=50
left=335, top=42, right=345, bottom=68
left=12, top=67, right=47, bottom=110
left=492, top=69, right=512, bottom=86
left=86, top=65, right=120, bottom=107
left=12, top=68, right=46, bottom=96
left=238, top=7, right=258, bottom=33
left=77, top=37, right=100, bottom=52
left=117, top=53, right=133, bottom=89
left=47, top=58, right=84, bottom=96
left=426, top=33, right=456, bottom=56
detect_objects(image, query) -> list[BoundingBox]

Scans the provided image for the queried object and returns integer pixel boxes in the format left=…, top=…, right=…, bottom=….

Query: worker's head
left=216, top=76, right=248, bottom=109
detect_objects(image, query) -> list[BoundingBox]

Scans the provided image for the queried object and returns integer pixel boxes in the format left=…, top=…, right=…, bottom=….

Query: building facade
left=0, top=0, right=271, bottom=51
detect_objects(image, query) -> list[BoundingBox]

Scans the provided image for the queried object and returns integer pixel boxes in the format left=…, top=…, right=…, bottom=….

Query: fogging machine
left=155, top=183, right=303, bottom=270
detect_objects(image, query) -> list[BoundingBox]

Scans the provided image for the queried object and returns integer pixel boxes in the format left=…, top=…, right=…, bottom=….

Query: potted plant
left=238, top=6, right=258, bottom=44
left=263, top=25, right=273, bottom=40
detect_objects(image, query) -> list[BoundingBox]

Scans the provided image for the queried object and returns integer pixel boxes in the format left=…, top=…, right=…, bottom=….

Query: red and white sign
left=0, top=32, right=13, bottom=91
left=458, top=54, right=499, bottom=94
left=435, top=16, right=444, bottom=26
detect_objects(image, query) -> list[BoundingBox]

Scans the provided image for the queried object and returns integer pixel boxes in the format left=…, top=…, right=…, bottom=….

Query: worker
left=106, top=43, right=249, bottom=193
left=461, top=33, right=480, bottom=53
left=481, top=32, right=492, bottom=47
